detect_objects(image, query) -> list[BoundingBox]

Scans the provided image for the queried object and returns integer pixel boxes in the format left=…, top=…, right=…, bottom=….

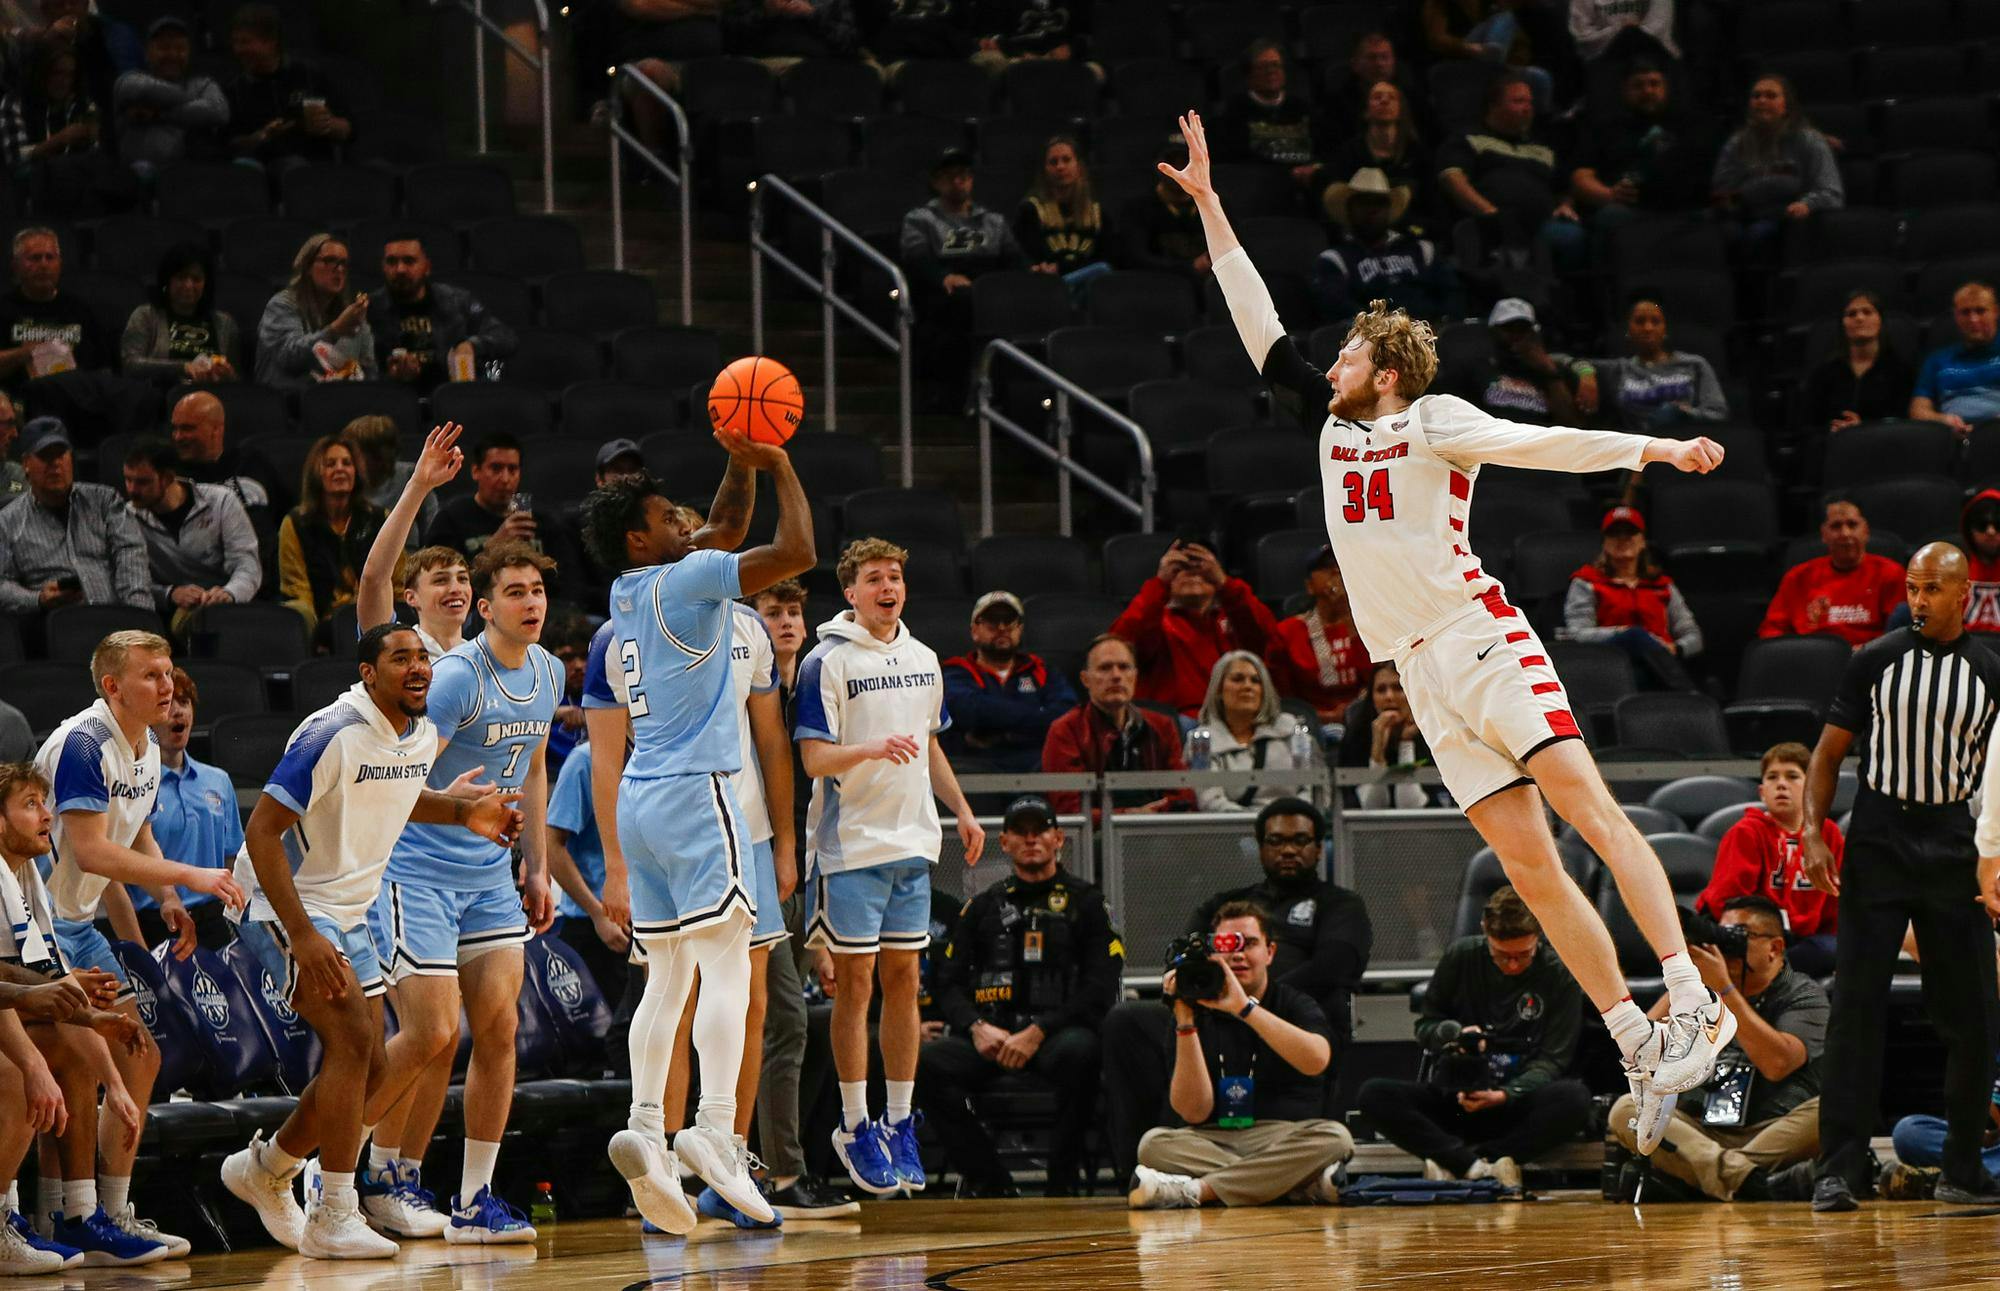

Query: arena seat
left=1820, top=420, right=1957, bottom=488
left=220, top=214, right=321, bottom=282
left=1696, top=801, right=1760, bottom=840
left=288, top=656, right=355, bottom=717
left=1451, top=848, right=1510, bottom=938
left=1101, top=530, right=1176, bottom=599
left=561, top=380, right=685, bottom=437
left=89, top=212, right=206, bottom=278
left=783, top=433, right=885, bottom=504
left=1001, top=58, right=1101, bottom=118
left=1045, top=326, right=1176, bottom=404
left=506, top=327, right=606, bottom=390
left=1085, top=271, right=1200, bottom=336
left=158, top=161, right=272, bottom=224
left=469, top=214, right=588, bottom=280
left=609, top=324, right=722, bottom=393
left=1648, top=479, right=1779, bottom=551
left=1607, top=216, right=1729, bottom=278
left=0, top=618, right=21, bottom=667
left=896, top=58, right=994, bottom=120
left=783, top=58, right=883, bottom=120
left=1180, top=322, right=1264, bottom=389
left=298, top=380, right=425, bottom=443
left=44, top=603, right=165, bottom=660
left=67, top=269, right=147, bottom=342
left=1022, top=593, right=1125, bottom=664
left=208, top=713, right=309, bottom=788
left=843, top=486, right=968, bottom=555
left=1091, top=0, right=1173, bottom=58
left=1613, top=693, right=1732, bottom=757
left=543, top=270, right=658, bottom=337
left=1891, top=151, right=1998, bottom=208
left=1595, top=834, right=1715, bottom=975
left=172, top=660, right=265, bottom=725
left=1858, top=45, right=1971, bottom=100
left=1508, top=531, right=1601, bottom=604
left=430, top=381, right=556, bottom=440
left=403, top=161, right=518, bottom=224
left=1851, top=0, right=1951, bottom=45
left=859, top=114, right=966, bottom=177
left=1251, top=528, right=1325, bottom=602
left=1782, top=206, right=1901, bottom=267
left=1238, top=216, right=1329, bottom=279
left=1846, top=476, right=1962, bottom=546
left=281, top=162, right=398, bottom=224
left=0, top=661, right=103, bottom=736
left=1209, top=162, right=1299, bottom=220
left=901, top=596, right=976, bottom=657
left=437, top=269, right=535, bottom=331
left=969, top=534, right=1094, bottom=596
left=639, top=429, right=727, bottom=493
left=1737, top=0, right=1848, bottom=54
left=970, top=270, right=1073, bottom=342
left=1616, top=268, right=1734, bottom=333
left=1904, top=204, right=2000, bottom=261
left=1205, top=428, right=1315, bottom=502
left=1725, top=634, right=1852, bottom=751
left=1108, top=58, right=1205, bottom=121
left=1647, top=775, right=1761, bottom=831
left=238, top=432, right=316, bottom=513
left=1759, top=50, right=1855, bottom=105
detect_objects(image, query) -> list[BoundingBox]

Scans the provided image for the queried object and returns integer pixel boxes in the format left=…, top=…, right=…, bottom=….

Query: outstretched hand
left=1655, top=436, right=1725, bottom=474
left=414, top=422, right=466, bottom=491
left=1156, top=112, right=1215, bottom=202
left=713, top=427, right=791, bottom=472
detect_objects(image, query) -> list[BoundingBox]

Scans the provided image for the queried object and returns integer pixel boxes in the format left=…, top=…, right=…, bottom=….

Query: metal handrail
left=975, top=338, right=1156, bottom=537
left=605, top=65, right=694, bottom=326
left=748, top=173, right=915, bottom=485
left=446, top=0, right=554, bottom=212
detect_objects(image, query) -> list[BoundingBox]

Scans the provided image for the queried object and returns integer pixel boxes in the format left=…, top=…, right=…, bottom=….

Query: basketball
left=707, top=355, right=803, bottom=446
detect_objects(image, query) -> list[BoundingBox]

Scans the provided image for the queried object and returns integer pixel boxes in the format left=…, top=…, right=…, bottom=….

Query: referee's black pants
left=1818, top=793, right=2000, bottom=1191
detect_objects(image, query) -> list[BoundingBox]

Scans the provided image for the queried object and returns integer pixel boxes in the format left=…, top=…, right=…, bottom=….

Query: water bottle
left=1187, top=726, right=1212, bottom=771
left=1289, top=721, right=1316, bottom=767
left=531, top=1181, right=557, bottom=1227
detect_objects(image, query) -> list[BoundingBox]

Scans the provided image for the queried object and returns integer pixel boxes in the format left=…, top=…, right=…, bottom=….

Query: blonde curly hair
left=837, top=537, right=910, bottom=588
left=1347, top=299, right=1439, bottom=400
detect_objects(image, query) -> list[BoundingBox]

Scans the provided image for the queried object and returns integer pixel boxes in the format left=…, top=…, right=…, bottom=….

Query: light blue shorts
left=751, top=839, right=787, bottom=948
left=368, top=878, right=528, bottom=984
left=50, top=916, right=133, bottom=1004
left=239, top=914, right=387, bottom=1001
left=618, top=772, right=754, bottom=940
left=805, top=857, right=932, bottom=956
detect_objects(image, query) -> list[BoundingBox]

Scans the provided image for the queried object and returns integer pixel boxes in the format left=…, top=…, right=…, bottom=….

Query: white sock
left=258, top=1138, right=305, bottom=1177
left=884, top=1080, right=914, bottom=1126
left=840, top=1081, right=870, bottom=1130
left=1660, top=953, right=1707, bottom=1017
left=62, top=1180, right=95, bottom=1217
left=1603, top=998, right=1653, bottom=1061
left=98, top=1175, right=128, bottom=1217
left=4, top=1182, right=16, bottom=1213
left=628, top=934, right=697, bottom=1145
left=320, top=1171, right=357, bottom=1207
left=461, top=1139, right=501, bottom=1204
left=685, top=917, right=752, bottom=1136
left=37, top=1178, right=60, bottom=1224
left=368, top=1143, right=398, bottom=1175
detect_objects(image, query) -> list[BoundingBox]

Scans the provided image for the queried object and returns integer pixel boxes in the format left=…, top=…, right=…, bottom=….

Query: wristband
left=1175, top=1024, right=1197, bottom=1037
left=1718, top=983, right=1737, bottom=997
left=1238, top=997, right=1260, bottom=1019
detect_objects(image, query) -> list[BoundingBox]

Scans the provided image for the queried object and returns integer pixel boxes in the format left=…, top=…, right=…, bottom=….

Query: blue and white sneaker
left=51, top=1206, right=168, bottom=1267
left=885, top=1113, right=926, bottom=1193
left=5, top=1209, right=79, bottom=1269
left=106, top=1203, right=191, bottom=1258
left=444, top=1186, right=537, bottom=1245
left=362, top=1162, right=448, bottom=1238
left=832, top=1119, right=899, bottom=1197
left=697, top=1183, right=782, bottom=1230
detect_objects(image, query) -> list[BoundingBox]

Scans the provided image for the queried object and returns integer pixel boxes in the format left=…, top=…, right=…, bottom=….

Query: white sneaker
left=1290, top=1162, right=1343, bottom=1205
left=299, top=1193, right=400, bottom=1260
left=0, top=1218, right=62, bottom=1275
left=1422, top=1159, right=1455, bottom=1181
left=1127, top=1166, right=1204, bottom=1210
left=609, top=1130, right=697, bottom=1236
left=1650, top=993, right=1739, bottom=1095
left=673, top=1125, right=776, bottom=1226
left=223, top=1135, right=307, bottom=1251
left=1622, top=1053, right=1678, bottom=1156
left=1467, top=1157, right=1523, bottom=1192
left=104, top=1204, right=190, bottom=1258
left=361, top=1164, right=448, bottom=1239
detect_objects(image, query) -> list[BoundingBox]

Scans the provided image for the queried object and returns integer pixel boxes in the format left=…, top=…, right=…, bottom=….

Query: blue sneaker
left=51, top=1207, right=168, bottom=1267
left=696, top=1185, right=782, bottom=1230
left=8, top=1210, right=81, bottom=1269
left=361, top=1163, right=447, bottom=1238
left=445, top=1186, right=536, bottom=1246
left=831, top=1119, right=899, bottom=1196
left=885, top=1113, right=926, bottom=1192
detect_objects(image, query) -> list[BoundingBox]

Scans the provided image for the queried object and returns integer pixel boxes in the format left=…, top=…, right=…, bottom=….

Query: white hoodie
left=793, top=612, right=950, bottom=874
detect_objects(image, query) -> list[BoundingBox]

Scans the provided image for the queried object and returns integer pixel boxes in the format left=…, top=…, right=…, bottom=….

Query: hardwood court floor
left=65, top=1194, right=2000, bottom=1291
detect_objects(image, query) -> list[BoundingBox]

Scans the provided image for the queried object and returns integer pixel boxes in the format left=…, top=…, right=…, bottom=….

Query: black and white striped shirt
left=1826, top=628, right=2000, bottom=805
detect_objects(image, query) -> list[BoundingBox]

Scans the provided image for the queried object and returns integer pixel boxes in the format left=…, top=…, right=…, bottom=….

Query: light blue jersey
left=385, top=634, right=560, bottom=890
left=607, top=548, right=744, bottom=780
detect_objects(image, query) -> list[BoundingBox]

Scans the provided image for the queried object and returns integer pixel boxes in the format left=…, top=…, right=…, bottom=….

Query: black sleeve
left=1261, top=335, right=1330, bottom=430
left=1037, top=889, right=1123, bottom=1034
left=934, top=897, right=982, bottom=1034
left=1823, top=638, right=1887, bottom=732
left=1277, top=887, right=1374, bottom=1002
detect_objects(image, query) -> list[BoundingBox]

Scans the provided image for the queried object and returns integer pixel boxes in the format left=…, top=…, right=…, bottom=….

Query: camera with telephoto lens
left=1428, top=1020, right=1530, bottom=1093
left=1678, top=905, right=1751, bottom=961
left=1162, top=930, right=1248, bottom=1005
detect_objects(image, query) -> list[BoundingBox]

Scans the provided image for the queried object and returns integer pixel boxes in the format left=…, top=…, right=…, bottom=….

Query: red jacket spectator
left=1267, top=611, right=1368, bottom=719
left=1697, top=806, right=1841, bottom=938
left=1039, top=702, right=1195, bottom=815
left=1961, top=488, right=2000, bottom=634
left=1759, top=497, right=1904, bottom=647
left=1109, top=542, right=1280, bottom=716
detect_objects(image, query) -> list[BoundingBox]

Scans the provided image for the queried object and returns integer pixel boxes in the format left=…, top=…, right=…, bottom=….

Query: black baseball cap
left=19, top=416, right=70, bottom=457
left=932, top=147, right=974, bottom=174
left=1003, top=795, right=1056, bottom=833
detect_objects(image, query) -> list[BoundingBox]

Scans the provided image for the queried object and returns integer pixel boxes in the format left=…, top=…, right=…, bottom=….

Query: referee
left=1800, top=543, right=2000, bottom=1210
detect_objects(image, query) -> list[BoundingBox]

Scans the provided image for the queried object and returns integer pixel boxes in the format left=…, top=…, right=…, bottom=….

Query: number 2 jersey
left=606, top=548, right=745, bottom=781
left=386, top=634, right=560, bottom=891
left=1211, top=245, right=1654, bottom=660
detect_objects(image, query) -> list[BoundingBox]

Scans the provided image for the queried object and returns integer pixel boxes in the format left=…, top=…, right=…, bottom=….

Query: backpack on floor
left=1336, top=1175, right=1513, bottom=1205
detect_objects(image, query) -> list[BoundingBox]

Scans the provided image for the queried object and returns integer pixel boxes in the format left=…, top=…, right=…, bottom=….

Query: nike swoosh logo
left=1476, top=642, right=1498, bottom=661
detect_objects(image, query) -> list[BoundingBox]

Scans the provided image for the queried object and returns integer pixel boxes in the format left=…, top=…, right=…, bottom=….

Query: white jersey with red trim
left=1212, top=245, right=1652, bottom=659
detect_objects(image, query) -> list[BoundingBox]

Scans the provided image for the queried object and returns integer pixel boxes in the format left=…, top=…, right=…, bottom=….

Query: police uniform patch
left=1049, top=887, right=1069, bottom=913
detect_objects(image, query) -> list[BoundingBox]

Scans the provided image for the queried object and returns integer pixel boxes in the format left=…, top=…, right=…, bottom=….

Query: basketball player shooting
left=1160, top=111, right=1735, bottom=1149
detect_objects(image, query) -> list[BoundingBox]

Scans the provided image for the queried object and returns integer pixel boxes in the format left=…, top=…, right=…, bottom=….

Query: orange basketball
left=707, top=356, right=803, bottom=446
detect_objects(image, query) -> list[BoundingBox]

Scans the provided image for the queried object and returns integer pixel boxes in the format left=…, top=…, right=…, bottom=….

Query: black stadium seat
left=560, top=380, right=685, bottom=436
left=0, top=662, right=100, bottom=736
left=1509, top=531, right=1601, bottom=604
left=1847, top=476, right=1962, bottom=546
left=612, top=325, right=723, bottom=391
left=896, top=58, right=993, bottom=120
left=346, top=216, right=465, bottom=275
left=403, top=161, right=518, bottom=224
left=785, top=433, right=885, bottom=503
left=191, top=603, right=311, bottom=668
left=843, top=487, right=967, bottom=554
left=1086, top=271, right=1200, bottom=335
left=1021, top=593, right=1123, bottom=663
left=1110, top=59, right=1205, bottom=122
left=468, top=215, right=586, bottom=279
left=298, top=382, right=424, bottom=443
left=1547, top=642, right=1638, bottom=743
left=969, top=534, right=1094, bottom=597
left=1647, top=775, right=1760, bottom=832
left=221, top=215, right=320, bottom=282
left=1726, top=635, right=1853, bottom=751
left=44, top=604, right=164, bottom=661
left=970, top=271, right=1072, bottom=341
left=1001, top=59, right=1099, bottom=119
left=542, top=270, right=657, bottom=337
left=89, top=212, right=206, bottom=279
left=289, top=658, right=355, bottom=715
left=1252, top=528, right=1326, bottom=602
left=1452, top=847, right=1512, bottom=938
left=1102, top=531, right=1176, bottom=599
left=505, top=328, right=606, bottom=390
left=1614, top=692, right=1731, bottom=757
left=158, top=161, right=271, bottom=223
left=174, top=661, right=266, bottom=723
left=430, top=382, right=556, bottom=441
left=783, top=58, right=882, bottom=120
left=281, top=162, right=397, bottom=224
left=1649, top=479, right=1779, bottom=551
left=1045, top=327, right=1175, bottom=404
left=208, top=713, right=304, bottom=789
left=1821, top=421, right=1957, bottom=486
left=439, top=271, right=534, bottom=330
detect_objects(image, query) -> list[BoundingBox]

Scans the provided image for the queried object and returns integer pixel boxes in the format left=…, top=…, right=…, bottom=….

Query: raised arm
left=359, top=422, right=462, bottom=631
left=723, top=432, right=815, bottom=596
left=1420, top=394, right=1726, bottom=477
left=691, top=459, right=755, bottom=553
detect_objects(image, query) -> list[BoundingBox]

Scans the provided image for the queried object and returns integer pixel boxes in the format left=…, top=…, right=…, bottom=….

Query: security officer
left=917, top=794, right=1124, bottom=1197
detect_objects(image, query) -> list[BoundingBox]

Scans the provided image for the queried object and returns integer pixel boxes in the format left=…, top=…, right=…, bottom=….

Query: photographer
left=1128, top=901, right=1352, bottom=1208
left=1357, top=887, right=1590, bottom=1190
left=918, top=796, right=1124, bottom=1198
left=1607, top=896, right=1826, bottom=1201
left=1102, top=800, right=1372, bottom=1178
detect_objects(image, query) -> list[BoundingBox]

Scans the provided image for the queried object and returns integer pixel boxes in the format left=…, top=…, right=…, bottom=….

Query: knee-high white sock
left=685, top=916, right=753, bottom=1136
left=460, top=1139, right=501, bottom=1203
left=628, top=934, right=698, bottom=1142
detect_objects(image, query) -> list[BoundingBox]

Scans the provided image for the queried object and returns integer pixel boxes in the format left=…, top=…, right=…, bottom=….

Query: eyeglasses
left=315, top=256, right=349, bottom=269
left=1261, top=832, right=1319, bottom=849
left=1488, top=941, right=1540, bottom=965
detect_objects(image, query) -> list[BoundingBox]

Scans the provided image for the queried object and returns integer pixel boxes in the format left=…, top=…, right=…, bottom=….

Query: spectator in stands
left=1697, top=742, right=1841, bottom=977
left=1591, top=295, right=1727, bottom=431
left=0, top=416, right=149, bottom=625
left=1115, top=143, right=1208, bottom=281
left=169, top=389, right=274, bottom=516
left=1471, top=297, right=1590, bottom=425
left=256, top=232, right=375, bottom=388
left=223, top=2, right=351, bottom=170
left=422, top=429, right=546, bottom=567
left=1608, top=895, right=1826, bottom=1202
left=1910, top=281, right=2000, bottom=436
left=1563, top=505, right=1701, bottom=689
left=1569, top=59, right=1714, bottom=232
left=1801, top=290, right=1915, bottom=435
left=1215, top=39, right=1327, bottom=197
left=1711, top=75, right=1842, bottom=254
left=1128, top=900, right=1351, bottom=1209
left=919, top=794, right=1122, bottom=1198
left=1438, top=74, right=1582, bottom=267
left=369, top=232, right=518, bottom=389
left=561, top=437, right=646, bottom=608
left=0, top=39, right=127, bottom=218
left=968, top=2, right=1085, bottom=69
left=858, top=0, right=981, bottom=69
left=120, top=435, right=260, bottom=638
left=1014, top=135, right=1111, bottom=295
left=120, top=242, right=240, bottom=386
left=0, top=226, right=108, bottom=396
left=342, top=412, right=436, bottom=537
left=1339, top=660, right=1442, bottom=809
left=17, top=0, right=121, bottom=113
left=1267, top=545, right=1368, bottom=726
left=1188, top=652, right=1316, bottom=813
left=1109, top=538, right=1278, bottom=717
left=1320, top=81, right=1428, bottom=236
left=545, top=612, right=590, bottom=775
left=1421, top=0, right=1557, bottom=108
left=1358, top=886, right=1592, bottom=1192
left=1568, top=0, right=1677, bottom=62
left=900, top=146, right=1025, bottom=405
left=0, top=390, right=22, bottom=504
left=1317, top=31, right=1412, bottom=134
left=1040, top=633, right=1194, bottom=815
left=1758, top=496, right=1904, bottom=647
left=131, top=664, right=241, bottom=952
left=111, top=15, right=226, bottom=177
left=1311, top=167, right=1459, bottom=324
left=1962, top=490, right=2000, bottom=636
left=725, top=0, right=863, bottom=65
left=277, top=431, right=387, bottom=636
left=940, top=590, right=1077, bottom=773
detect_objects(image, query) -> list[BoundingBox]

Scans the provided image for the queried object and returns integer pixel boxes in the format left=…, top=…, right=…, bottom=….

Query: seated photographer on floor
left=1357, top=886, right=1591, bottom=1191
left=1606, top=896, right=1826, bottom=1202
left=1127, top=901, right=1354, bottom=1209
